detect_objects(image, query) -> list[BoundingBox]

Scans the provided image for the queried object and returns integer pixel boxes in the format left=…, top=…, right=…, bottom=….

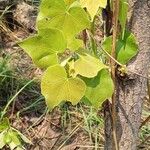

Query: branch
left=111, top=0, right=120, bottom=149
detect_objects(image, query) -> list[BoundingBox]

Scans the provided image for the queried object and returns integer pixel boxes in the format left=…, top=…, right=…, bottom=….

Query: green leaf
left=37, top=0, right=66, bottom=21
left=19, top=28, right=67, bottom=68
left=0, top=118, right=10, bottom=132
left=37, top=0, right=90, bottom=50
left=68, top=38, right=84, bottom=51
left=74, top=52, right=108, bottom=78
left=102, top=31, right=138, bottom=64
left=65, top=0, right=76, bottom=5
left=12, top=128, right=32, bottom=144
left=41, top=65, right=86, bottom=109
left=83, top=69, right=114, bottom=109
left=117, top=31, right=138, bottom=64
left=80, top=0, right=107, bottom=20
left=0, top=131, right=6, bottom=149
left=101, top=36, right=112, bottom=54
left=119, top=0, right=128, bottom=37
left=3, top=131, right=12, bottom=144
left=8, top=131, right=21, bottom=150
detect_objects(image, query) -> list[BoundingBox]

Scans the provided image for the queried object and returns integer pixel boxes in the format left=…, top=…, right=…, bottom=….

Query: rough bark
left=104, top=0, right=150, bottom=149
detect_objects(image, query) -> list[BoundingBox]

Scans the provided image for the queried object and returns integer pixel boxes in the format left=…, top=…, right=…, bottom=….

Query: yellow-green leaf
left=0, top=131, right=6, bottom=149
left=37, top=0, right=90, bottom=50
left=83, top=69, right=114, bottom=109
left=0, top=118, right=10, bottom=132
left=80, top=0, right=107, bottom=20
left=64, top=0, right=76, bottom=5
left=74, top=52, right=108, bottom=78
left=19, top=28, right=67, bottom=69
left=41, top=65, right=86, bottom=109
left=68, top=38, right=83, bottom=51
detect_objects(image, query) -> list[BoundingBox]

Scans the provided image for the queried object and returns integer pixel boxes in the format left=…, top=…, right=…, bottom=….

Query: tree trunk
left=104, top=0, right=150, bottom=149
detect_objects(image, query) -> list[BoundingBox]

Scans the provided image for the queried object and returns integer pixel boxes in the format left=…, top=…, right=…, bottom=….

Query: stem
left=88, top=31, right=150, bottom=80
left=111, top=0, right=120, bottom=149
left=88, top=31, right=123, bottom=67
left=91, top=17, right=97, bottom=56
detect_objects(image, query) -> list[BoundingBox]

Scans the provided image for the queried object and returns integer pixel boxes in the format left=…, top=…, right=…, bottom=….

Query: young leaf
left=37, top=0, right=90, bottom=50
left=102, top=31, right=138, bottom=64
left=117, top=31, right=138, bottom=64
left=41, top=65, right=86, bottom=109
left=74, top=52, right=108, bottom=78
left=19, top=28, right=67, bottom=69
left=80, top=0, right=107, bottom=20
left=83, top=69, right=114, bottom=109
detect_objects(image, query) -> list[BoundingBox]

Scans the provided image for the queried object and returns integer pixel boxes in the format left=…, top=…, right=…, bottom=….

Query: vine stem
left=111, top=0, right=120, bottom=149
left=88, top=31, right=150, bottom=80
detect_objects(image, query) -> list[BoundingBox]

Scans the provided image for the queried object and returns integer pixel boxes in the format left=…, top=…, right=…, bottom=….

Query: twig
left=76, top=145, right=104, bottom=149
left=88, top=31, right=123, bottom=67
left=128, top=70, right=150, bottom=80
left=57, top=123, right=82, bottom=150
left=140, top=115, right=150, bottom=129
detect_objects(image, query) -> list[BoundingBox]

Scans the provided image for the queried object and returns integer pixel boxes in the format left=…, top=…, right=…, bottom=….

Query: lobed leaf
left=19, top=28, right=67, bottom=69
left=41, top=65, right=86, bottom=109
left=37, top=0, right=90, bottom=50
